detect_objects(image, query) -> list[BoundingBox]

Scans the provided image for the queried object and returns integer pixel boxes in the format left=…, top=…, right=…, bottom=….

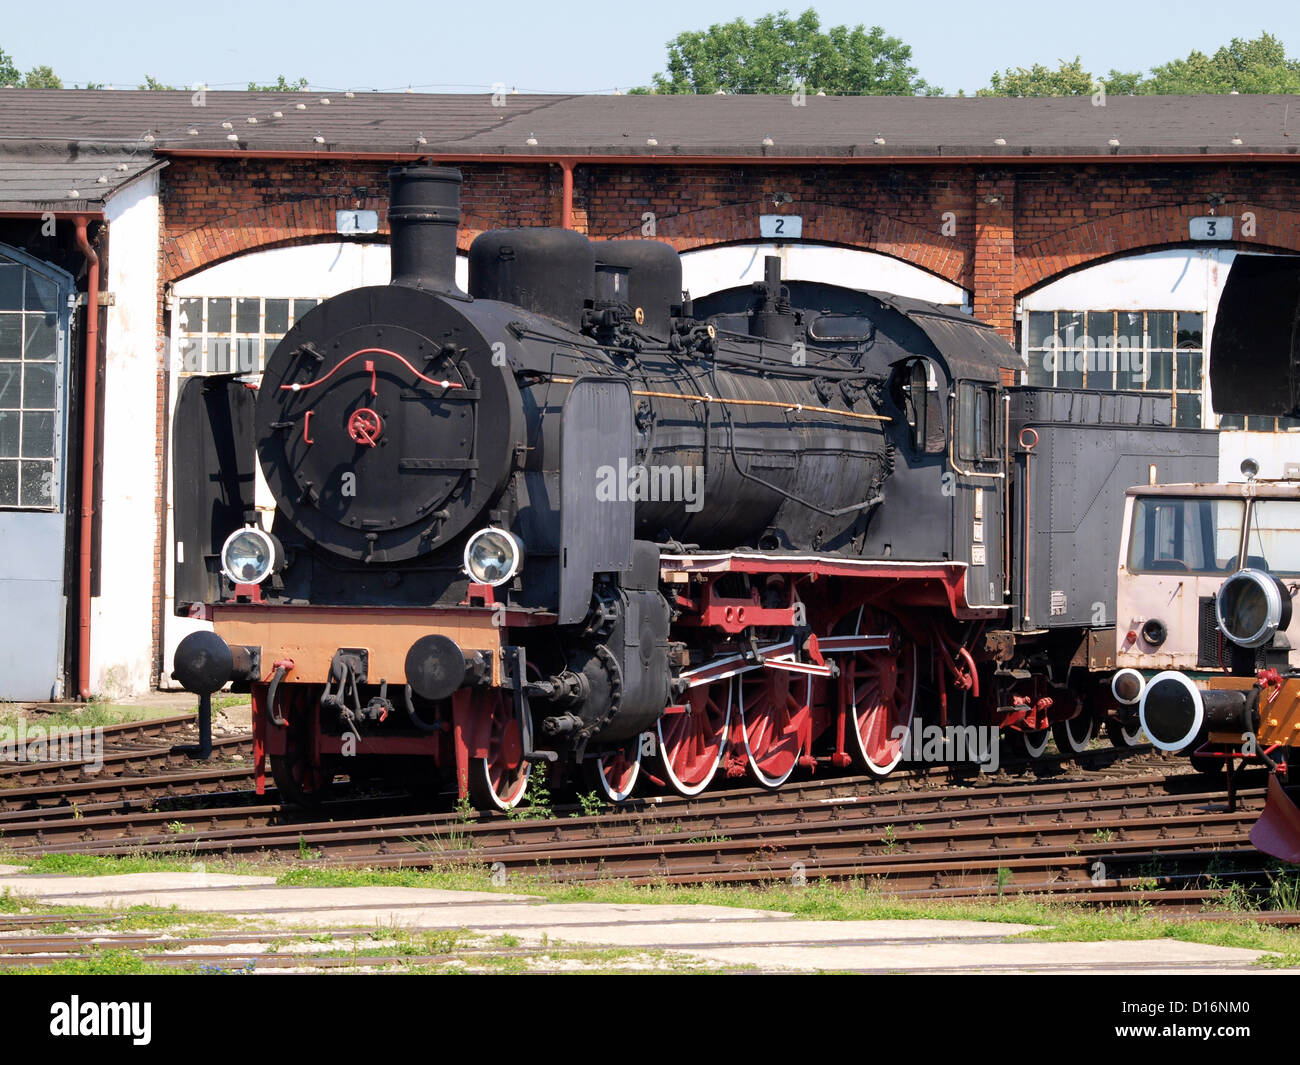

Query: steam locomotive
left=170, top=164, right=1216, bottom=810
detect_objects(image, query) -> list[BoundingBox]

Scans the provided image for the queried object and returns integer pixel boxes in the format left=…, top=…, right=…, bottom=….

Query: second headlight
left=220, top=526, right=283, bottom=586
left=463, top=527, right=524, bottom=586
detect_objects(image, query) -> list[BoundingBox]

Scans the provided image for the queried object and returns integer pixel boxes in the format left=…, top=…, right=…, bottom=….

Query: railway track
left=2, top=761, right=1276, bottom=907
left=0, top=711, right=1279, bottom=910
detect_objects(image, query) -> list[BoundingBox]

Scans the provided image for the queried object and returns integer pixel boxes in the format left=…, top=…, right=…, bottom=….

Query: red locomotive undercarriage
left=231, top=553, right=1094, bottom=808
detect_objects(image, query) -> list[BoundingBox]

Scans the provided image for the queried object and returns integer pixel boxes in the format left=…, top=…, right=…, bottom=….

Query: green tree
left=978, top=56, right=1141, bottom=97
left=979, top=34, right=1300, bottom=97
left=1144, top=33, right=1300, bottom=94
left=642, top=8, right=939, bottom=95
left=0, top=47, right=19, bottom=87
left=21, top=65, right=61, bottom=89
left=138, top=75, right=176, bottom=90
left=248, top=75, right=309, bottom=92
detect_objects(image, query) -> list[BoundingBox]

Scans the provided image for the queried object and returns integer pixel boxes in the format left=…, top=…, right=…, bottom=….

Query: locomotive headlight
left=1216, top=568, right=1292, bottom=649
left=220, top=526, right=283, bottom=586
left=463, top=527, right=524, bottom=586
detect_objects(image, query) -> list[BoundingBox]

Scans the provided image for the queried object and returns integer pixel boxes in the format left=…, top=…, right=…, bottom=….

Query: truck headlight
left=463, top=527, right=524, bottom=586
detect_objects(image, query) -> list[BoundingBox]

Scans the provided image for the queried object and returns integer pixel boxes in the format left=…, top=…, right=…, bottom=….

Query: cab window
left=1127, top=496, right=1244, bottom=574
left=957, top=383, right=997, bottom=462
left=1247, top=499, right=1300, bottom=576
left=890, top=359, right=945, bottom=455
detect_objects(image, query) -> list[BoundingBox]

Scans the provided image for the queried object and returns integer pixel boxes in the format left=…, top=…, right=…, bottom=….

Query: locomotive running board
left=680, top=633, right=893, bottom=688
left=1251, top=773, right=1300, bottom=864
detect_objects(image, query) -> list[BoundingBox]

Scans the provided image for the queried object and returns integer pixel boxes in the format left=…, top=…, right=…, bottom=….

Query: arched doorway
left=680, top=243, right=970, bottom=307
left=1018, top=247, right=1297, bottom=480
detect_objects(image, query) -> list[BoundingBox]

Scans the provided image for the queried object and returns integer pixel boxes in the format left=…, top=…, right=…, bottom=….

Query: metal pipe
left=559, top=161, right=574, bottom=229
left=1002, top=392, right=1011, bottom=592
left=1019, top=428, right=1038, bottom=625
left=74, top=216, right=100, bottom=701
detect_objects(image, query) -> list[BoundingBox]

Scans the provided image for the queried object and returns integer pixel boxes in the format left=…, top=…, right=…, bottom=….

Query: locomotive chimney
left=388, top=164, right=465, bottom=296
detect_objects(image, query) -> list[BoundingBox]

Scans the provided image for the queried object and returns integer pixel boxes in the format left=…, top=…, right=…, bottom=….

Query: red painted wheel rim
left=595, top=745, right=641, bottom=802
left=478, top=692, right=530, bottom=808
left=657, top=681, right=730, bottom=795
left=739, top=668, right=808, bottom=788
left=843, top=608, right=917, bottom=775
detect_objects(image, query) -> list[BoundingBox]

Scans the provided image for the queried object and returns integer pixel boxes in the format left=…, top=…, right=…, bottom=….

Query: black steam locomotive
left=171, top=164, right=1215, bottom=809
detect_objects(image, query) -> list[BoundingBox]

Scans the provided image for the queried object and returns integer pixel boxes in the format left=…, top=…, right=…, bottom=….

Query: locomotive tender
left=171, top=164, right=1215, bottom=809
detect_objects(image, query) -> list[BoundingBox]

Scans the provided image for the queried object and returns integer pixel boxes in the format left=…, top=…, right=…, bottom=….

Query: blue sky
left=2, top=1, right=1296, bottom=96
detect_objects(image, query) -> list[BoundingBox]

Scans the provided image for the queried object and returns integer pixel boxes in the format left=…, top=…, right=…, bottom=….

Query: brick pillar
left=973, top=174, right=1016, bottom=344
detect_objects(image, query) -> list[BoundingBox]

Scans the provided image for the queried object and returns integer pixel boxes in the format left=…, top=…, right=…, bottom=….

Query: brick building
left=0, top=89, right=1295, bottom=700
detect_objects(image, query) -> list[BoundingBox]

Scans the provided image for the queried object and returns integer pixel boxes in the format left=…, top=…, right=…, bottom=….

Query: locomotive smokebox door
left=559, top=377, right=635, bottom=623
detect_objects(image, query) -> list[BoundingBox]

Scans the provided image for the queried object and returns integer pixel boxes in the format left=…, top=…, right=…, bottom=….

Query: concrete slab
left=0, top=871, right=1288, bottom=974
left=0, top=864, right=27, bottom=875
left=680, top=938, right=1277, bottom=974
left=495, top=917, right=1037, bottom=948
left=0, top=871, right=279, bottom=896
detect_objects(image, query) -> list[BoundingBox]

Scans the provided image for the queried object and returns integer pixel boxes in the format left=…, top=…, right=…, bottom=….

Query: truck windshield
left=1127, top=496, right=1244, bottom=574
left=1247, top=499, right=1300, bottom=576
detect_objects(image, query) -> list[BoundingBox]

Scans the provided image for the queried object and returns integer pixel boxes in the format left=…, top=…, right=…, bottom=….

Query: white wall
left=89, top=171, right=162, bottom=698
left=680, top=243, right=969, bottom=306
left=170, top=242, right=470, bottom=296
left=1019, top=248, right=1233, bottom=313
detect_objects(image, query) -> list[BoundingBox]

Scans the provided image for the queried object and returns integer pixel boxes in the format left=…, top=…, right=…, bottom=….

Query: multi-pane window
left=175, top=296, right=320, bottom=375
left=1217, top=410, right=1300, bottom=432
left=1023, top=310, right=1205, bottom=428
left=0, top=256, right=64, bottom=509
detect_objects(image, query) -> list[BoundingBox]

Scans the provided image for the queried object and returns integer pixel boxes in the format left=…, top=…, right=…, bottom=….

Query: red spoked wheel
left=838, top=606, right=918, bottom=777
left=656, top=679, right=731, bottom=796
left=467, top=690, right=532, bottom=812
left=739, top=667, right=810, bottom=789
left=584, top=741, right=642, bottom=803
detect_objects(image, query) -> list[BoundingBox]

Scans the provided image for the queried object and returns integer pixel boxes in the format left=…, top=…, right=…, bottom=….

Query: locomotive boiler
left=171, top=163, right=1211, bottom=810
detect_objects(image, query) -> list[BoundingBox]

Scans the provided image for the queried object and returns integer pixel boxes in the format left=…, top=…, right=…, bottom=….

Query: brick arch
left=601, top=200, right=969, bottom=287
left=162, top=195, right=494, bottom=283
left=1016, top=203, right=1300, bottom=293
